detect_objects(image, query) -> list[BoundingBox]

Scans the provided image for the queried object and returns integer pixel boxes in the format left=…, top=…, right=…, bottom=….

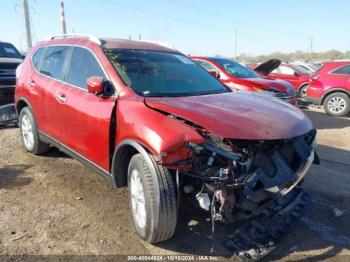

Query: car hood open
left=145, top=92, right=312, bottom=140
left=254, top=59, right=281, bottom=76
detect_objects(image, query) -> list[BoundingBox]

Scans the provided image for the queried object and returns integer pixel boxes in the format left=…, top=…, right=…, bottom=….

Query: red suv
left=306, top=61, right=350, bottom=116
left=15, top=35, right=317, bottom=251
left=252, top=59, right=311, bottom=98
left=191, top=57, right=297, bottom=104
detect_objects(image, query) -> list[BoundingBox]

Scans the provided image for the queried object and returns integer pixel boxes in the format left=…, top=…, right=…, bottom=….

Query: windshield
left=293, top=65, right=312, bottom=75
left=0, top=43, right=22, bottom=59
left=211, top=58, right=259, bottom=78
left=104, top=49, right=229, bottom=97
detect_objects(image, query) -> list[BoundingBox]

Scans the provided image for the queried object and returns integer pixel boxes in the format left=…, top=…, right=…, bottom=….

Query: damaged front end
left=170, top=128, right=318, bottom=259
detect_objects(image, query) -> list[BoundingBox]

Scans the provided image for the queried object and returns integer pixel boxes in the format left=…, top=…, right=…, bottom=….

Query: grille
left=272, top=89, right=297, bottom=103
left=0, top=63, right=20, bottom=78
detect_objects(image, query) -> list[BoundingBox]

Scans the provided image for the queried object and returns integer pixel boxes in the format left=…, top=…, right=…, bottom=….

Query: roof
left=43, top=35, right=178, bottom=53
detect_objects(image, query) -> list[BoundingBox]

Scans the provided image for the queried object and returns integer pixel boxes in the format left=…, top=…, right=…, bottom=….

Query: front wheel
left=128, top=153, right=177, bottom=244
left=324, top=92, right=350, bottom=117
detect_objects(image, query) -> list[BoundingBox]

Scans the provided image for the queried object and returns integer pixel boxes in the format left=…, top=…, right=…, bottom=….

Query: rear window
left=0, top=42, right=22, bottom=59
left=332, top=65, right=350, bottom=75
left=40, top=46, right=71, bottom=81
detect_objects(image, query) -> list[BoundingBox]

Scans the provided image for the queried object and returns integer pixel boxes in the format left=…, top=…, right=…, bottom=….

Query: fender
left=320, top=88, right=350, bottom=104
left=111, top=139, right=161, bottom=226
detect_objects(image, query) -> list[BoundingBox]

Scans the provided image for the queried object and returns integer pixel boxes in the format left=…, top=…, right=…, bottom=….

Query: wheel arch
left=111, top=139, right=161, bottom=226
left=15, top=97, right=32, bottom=115
left=111, top=139, right=160, bottom=189
left=320, top=88, right=350, bottom=105
left=298, top=82, right=309, bottom=92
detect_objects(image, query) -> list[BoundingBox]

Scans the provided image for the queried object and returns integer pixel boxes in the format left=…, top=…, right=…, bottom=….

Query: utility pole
left=60, top=1, right=67, bottom=34
left=309, top=37, right=313, bottom=63
left=234, top=28, right=238, bottom=60
left=22, top=0, right=32, bottom=50
left=139, top=34, right=142, bottom=40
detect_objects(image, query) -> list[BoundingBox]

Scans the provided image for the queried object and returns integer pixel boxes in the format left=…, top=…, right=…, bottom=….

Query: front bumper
left=224, top=188, right=310, bottom=260
left=304, top=96, right=321, bottom=105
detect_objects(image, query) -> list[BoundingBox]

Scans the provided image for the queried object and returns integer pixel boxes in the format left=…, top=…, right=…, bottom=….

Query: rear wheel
left=324, top=92, right=350, bottom=117
left=19, top=107, right=50, bottom=154
left=128, top=153, right=177, bottom=243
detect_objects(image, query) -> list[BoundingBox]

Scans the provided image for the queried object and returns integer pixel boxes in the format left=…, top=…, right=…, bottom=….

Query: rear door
left=58, top=46, right=116, bottom=172
left=331, top=64, right=350, bottom=90
left=33, top=46, right=72, bottom=140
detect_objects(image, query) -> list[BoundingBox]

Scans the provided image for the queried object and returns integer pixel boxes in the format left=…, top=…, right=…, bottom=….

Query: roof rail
left=48, top=34, right=101, bottom=45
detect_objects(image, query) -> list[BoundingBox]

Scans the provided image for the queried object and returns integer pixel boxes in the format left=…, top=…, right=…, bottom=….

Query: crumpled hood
left=145, top=92, right=312, bottom=140
left=240, top=77, right=293, bottom=93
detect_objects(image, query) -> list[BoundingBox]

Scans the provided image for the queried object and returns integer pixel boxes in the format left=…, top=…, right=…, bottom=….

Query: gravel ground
left=0, top=106, right=349, bottom=261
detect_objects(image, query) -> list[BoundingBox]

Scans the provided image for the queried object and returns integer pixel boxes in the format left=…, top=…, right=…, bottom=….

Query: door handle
left=55, top=93, right=67, bottom=103
left=29, top=80, right=36, bottom=88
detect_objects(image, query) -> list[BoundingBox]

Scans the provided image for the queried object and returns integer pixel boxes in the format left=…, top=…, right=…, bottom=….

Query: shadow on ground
left=303, top=107, right=350, bottom=130
left=0, top=164, right=32, bottom=189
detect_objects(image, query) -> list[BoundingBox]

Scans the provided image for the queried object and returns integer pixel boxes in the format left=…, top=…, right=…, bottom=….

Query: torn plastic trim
left=0, top=104, right=18, bottom=126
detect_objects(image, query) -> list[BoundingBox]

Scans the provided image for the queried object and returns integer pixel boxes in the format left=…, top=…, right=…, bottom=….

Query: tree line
left=236, top=50, right=350, bottom=64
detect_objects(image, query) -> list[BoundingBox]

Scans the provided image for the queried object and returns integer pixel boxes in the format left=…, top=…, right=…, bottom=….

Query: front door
left=57, top=47, right=116, bottom=172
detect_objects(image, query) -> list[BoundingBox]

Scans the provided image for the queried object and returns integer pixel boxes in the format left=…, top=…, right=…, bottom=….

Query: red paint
left=191, top=57, right=296, bottom=104
left=16, top=37, right=313, bottom=173
left=86, top=76, right=105, bottom=94
left=266, top=64, right=310, bottom=91
left=306, top=61, right=350, bottom=103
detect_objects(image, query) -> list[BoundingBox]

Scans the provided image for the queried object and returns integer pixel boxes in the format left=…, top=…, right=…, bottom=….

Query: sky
left=1, top=0, right=350, bottom=56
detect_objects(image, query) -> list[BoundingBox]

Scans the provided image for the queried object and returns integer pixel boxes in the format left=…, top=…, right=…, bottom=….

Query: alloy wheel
left=130, top=169, right=147, bottom=229
left=327, top=96, right=346, bottom=114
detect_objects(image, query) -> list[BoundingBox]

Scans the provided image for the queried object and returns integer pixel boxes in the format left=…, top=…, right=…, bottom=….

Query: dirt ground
left=0, top=106, right=349, bottom=261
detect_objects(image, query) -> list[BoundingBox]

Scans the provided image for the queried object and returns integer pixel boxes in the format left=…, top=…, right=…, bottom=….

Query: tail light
left=310, top=75, right=320, bottom=81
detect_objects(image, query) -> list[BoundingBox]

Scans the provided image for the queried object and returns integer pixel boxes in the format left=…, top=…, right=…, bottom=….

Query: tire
left=298, top=84, right=308, bottom=99
left=323, top=92, right=350, bottom=117
left=127, top=153, right=177, bottom=244
left=19, top=107, right=50, bottom=155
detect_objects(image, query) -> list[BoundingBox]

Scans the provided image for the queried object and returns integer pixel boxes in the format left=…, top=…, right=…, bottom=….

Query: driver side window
left=67, top=47, right=105, bottom=89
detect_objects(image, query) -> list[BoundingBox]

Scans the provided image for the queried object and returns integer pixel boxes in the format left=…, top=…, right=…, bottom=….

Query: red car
left=253, top=59, right=311, bottom=97
left=191, top=57, right=297, bottom=104
left=305, top=61, right=350, bottom=116
left=15, top=35, right=317, bottom=251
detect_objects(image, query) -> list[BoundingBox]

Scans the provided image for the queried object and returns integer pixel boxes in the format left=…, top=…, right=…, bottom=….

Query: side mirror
left=87, top=76, right=105, bottom=94
left=294, top=71, right=301, bottom=77
left=208, top=70, right=220, bottom=79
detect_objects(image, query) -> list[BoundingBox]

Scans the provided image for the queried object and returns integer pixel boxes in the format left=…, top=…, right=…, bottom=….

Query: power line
left=101, top=0, right=240, bottom=34
left=169, top=0, right=309, bottom=40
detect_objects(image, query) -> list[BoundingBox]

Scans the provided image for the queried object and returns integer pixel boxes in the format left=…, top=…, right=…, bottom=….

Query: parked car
left=305, top=61, right=350, bottom=116
left=292, top=62, right=316, bottom=74
left=15, top=35, right=317, bottom=253
left=191, top=57, right=297, bottom=105
left=0, top=41, right=23, bottom=106
left=253, top=60, right=311, bottom=98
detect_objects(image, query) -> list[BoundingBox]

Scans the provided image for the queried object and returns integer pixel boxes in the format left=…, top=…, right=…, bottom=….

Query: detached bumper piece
left=0, top=104, right=18, bottom=126
left=224, top=188, right=310, bottom=261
